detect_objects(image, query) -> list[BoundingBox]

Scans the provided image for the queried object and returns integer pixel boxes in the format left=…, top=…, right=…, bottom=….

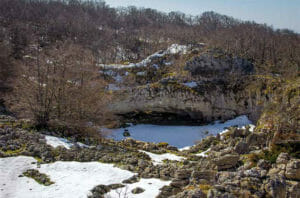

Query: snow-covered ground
left=219, top=124, right=255, bottom=136
left=105, top=178, right=170, bottom=198
left=108, top=115, right=253, bottom=148
left=98, top=44, right=190, bottom=69
left=195, top=148, right=211, bottom=157
left=178, top=146, right=191, bottom=151
left=182, top=81, right=197, bottom=88
left=0, top=156, right=168, bottom=198
left=140, top=150, right=185, bottom=165
left=45, top=135, right=89, bottom=149
left=107, top=83, right=121, bottom=91
left=45, top=135, right=74, bottom=149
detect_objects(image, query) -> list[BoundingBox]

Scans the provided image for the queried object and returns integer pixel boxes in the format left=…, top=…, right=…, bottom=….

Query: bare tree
left=12, top=41, right=110, bottom=129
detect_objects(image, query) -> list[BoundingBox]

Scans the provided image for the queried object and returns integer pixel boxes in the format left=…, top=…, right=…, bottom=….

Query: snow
left=153, top=64, right=159, bottom=69
left=220, top=124, right=256, bottom=136
left=45, top=135, right=89, bottom=149
left=45, top=135, right=74, bottom=149
left=100, top=70, right=115, bottom=76
left=183, top=81, right=197, bottom=88
left=105, top=178, right=170, bottom=198
left=112, top=74, right=123, bottom=83
left=164, top=62, right=172, bottom=66
left=140, top=150, right=185, bottom=165
left=0, top=156, right=135, bottom=198
left=178, top=146, right=191, bottom=151
left=249, top=124, right=255, bottom=132
left=219, top=123, right=256, bottom=140
left=98, top=44, right=190, bottom=69
left=195, top=148, right=211, bottom=157
left=108, top=115, right=253, bottom=148
left=107, top=84, right=121, bottom=91
left=0, top=156, right=168, bottom=198
left=136, top=71, right=146, bottom=76
left=166, top=44, right=189, bottom=54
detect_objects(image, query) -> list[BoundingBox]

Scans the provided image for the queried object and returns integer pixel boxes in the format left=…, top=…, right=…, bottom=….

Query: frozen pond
left=107, top=115, right=252, bottom=148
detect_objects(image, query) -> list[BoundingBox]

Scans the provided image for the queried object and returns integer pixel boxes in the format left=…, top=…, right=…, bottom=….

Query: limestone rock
left=170, top=178, right=189, bottom=188
left=122, top=175, right=139, bottom=184
left=234, top=141, right=249, bottom=154
left=264, top=177, right=287, bottom=198
left=257, top=159, right=271, bottom=170
left=191, top=170, right=216, bottom=184
left=131, top=187, right=145, bottom=194
left=277, top=153, right=290, bottom=164
left=175, top=170, right=191, bottom=179
left=170, top=189, right=206, bottom=198
left=285, top=159, right=300, bottom=180
left=213, top=154, right=240, bottom=171
left=246, top=133, right=267, bottom=148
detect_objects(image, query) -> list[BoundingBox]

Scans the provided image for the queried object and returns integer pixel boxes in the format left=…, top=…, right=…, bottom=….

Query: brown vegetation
left=10, top=41, right=111, bottom=131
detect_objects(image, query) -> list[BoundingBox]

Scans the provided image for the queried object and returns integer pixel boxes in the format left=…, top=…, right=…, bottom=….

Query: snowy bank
left=105, top=178, right=170, bottom=198
left=98, top=44, right=190, bottom=69
left=182, top=81, right=197, bottom=88
left=140, top=150, right=185, bottom=165
left=0, top=156, right=168, bottom=198
left=45, top=135, right=89, bottom=149
left=195, top=148, right=211, bottom=157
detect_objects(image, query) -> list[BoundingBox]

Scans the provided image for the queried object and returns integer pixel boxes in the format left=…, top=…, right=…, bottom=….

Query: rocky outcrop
left=109, top=49, right=262, bottom=124
left=285, top=159, right=300, bottom=180
left=184, top=49, right=254, bottom=81
left=1, top=115, right=300, bottom=198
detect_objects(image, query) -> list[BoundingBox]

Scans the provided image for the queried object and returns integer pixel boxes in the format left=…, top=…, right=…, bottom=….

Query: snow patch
left=182, top=81, right=197, bottom=88
left=166, top=44, right=189, bottom=54
left=0, top=156, right=135, bottom=198
left=45, top=135, right=74, bottom=149
left=195, top=148, right=211, bottom=157
left=140, top=150, right=185, bottom=165
left=105, top=178, right=170, bottom=198
left=0, top=156, right=168, bottom=198
left=45, top=135, right=89, bottom=149
left=178, top=146, right=191, bottom=151
left=136, top=71, right=146, bottom=76
left=107, top=84, right=121, bottom=91
left=98, top=44, right=190, bottom=69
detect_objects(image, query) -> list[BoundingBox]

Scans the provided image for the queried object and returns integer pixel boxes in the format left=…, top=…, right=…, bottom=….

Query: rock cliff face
left=109, top=49, right=263, bottom=124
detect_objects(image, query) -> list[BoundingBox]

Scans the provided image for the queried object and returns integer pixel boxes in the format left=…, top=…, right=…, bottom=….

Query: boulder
left=285, top=159, right=300, bottom=180
left=89, top=185, right=110, bottom=198
left=264, top=177, right=287, bottom=198
left=276, top=153, right=290, bottom=164
left=122, top=175, right=139, bottom=184
left=257, top=159, right=271, bottom=170
left=246, top=133, right=267, bottom=148
left=170, top=189, right=206, bottom=198
left=234, top=141, right=249, bottom=154
left=131, top=187, right=145, bottom=194
left=191, top=170, right=216, bottom=183
left=175, top=170, right=191, bottom=179
left=213, top=154, right=240, bottom=171
left=157, top=185, right=181, bottom=198
left=244, top=167, right=267, bottom=179
left=107, top=183, right=125, bottom=190
left=288, top=182, right=300, bottom=198
left=170, top=178, right=189, bottom=188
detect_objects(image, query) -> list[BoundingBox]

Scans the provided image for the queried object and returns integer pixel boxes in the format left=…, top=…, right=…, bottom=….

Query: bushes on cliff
left=255, top=78, right=300, bottom=158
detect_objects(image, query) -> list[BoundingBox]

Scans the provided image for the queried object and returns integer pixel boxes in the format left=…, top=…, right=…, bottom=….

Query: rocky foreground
left=0, top=115, right=299, bottom=198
